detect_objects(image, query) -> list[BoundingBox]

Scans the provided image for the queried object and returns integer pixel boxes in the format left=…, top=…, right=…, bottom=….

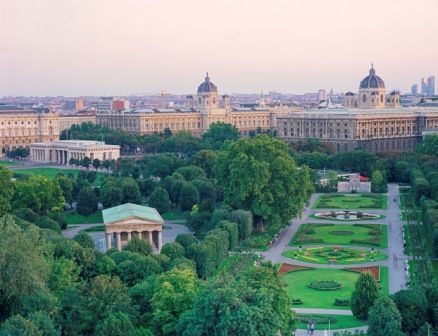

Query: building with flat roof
left=102, top=203, right=164, bottom=251
left=30, top=140, right=120, bottom=164
left=277, top=66, right=438, bottom=153
left=97, top=73, right=296, bottom=136
left=0, top=105, right=59, bottom=156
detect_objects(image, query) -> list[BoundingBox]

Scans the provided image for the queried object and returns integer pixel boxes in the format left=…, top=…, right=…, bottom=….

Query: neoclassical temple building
left=0, top=105, right=59, bottom=155
left=102, top=203, right=164, bottom=252
left=30, top=140, right=120, bottom=164
left=277, top=66, right=438, bottom=153
left=97, top=73, right=295, bottom=136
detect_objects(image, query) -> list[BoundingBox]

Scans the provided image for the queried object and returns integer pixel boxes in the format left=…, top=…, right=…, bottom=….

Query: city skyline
left=1, top=0, right=437, bottom=96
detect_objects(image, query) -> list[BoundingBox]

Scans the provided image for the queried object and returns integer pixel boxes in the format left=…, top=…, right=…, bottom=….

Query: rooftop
left=102, top=203, right=164, bottom=224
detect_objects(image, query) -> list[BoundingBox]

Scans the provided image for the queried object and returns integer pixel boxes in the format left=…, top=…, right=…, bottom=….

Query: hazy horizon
left=1, top=0, right=437, bottom=97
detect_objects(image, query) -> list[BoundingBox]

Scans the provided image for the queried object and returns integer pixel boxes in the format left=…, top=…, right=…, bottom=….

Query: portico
left=102, top=203, right=164, bottom=252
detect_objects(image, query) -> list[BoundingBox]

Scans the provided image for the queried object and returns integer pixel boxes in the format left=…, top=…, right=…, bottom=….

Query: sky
left=1, top=0, right=437, bottom=96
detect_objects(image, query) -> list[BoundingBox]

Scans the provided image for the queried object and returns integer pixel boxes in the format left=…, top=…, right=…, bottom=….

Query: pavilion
left=102, top=203, right=164, bottom=252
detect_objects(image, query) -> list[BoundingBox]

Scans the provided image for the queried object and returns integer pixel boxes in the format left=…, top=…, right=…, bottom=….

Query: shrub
left=73, top=231, right=95, bottom=249
left=334, top=298, right=350, bottom=306
left=37, top=216, right=61, bottom=233
left=309, top=280, right=342, bottom=290
left=292, top=298, right=303, bottom=305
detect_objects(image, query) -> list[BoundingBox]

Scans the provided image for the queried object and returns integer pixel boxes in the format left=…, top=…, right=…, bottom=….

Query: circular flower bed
left=313, top=211, right=382, bottom=221
left=282, top=246, right=387, bottom=265
left=309, top=280, right=342, bottom=290
left=329, top=230, right=354, bottom=236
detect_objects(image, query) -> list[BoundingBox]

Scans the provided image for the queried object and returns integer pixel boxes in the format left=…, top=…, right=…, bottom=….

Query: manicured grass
left=314, top=193, right=387, bottom=209
left=0, top=160, right=19, bottom=166
left=282, top=246, right=387, bottom=265
left=283, top=268, right=388, bottom=309
left=297, top=314, right=366, bottom=330
left=65, top=211, right=103, bottom=224
left=85, top=225, right=105, bottom=232
left=12, top=167, right=105, bottom=185
left=290, top=223, right=388, bottom=248
left=161, top=210, right=189, bottom=221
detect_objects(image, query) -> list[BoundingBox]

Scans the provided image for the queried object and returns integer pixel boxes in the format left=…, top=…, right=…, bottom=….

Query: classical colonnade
left=106, top=229, right=163, bottom=252
left=30, top=148, right=88, bottom=164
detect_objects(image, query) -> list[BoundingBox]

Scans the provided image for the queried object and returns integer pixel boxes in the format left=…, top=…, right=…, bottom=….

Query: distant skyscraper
left=411, top=84, right=418, bottom=95
left=421, top=78, right=428, bottom=95
left=318, top=89, right=327, bottom=102
left=427, top=76, right=435, bottom=95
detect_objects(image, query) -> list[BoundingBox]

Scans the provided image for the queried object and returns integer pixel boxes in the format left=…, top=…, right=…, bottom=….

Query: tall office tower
left=318, top=89, right=327, bottom=102
left=427, top=76, right=435, bottom=95
left=411, top=84, right=418, bottom=95
left=421, top=78, right=428, bottom=95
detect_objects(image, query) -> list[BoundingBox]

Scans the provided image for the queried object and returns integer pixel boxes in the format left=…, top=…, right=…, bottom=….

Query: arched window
left=363, top=95, right=367, bottom=103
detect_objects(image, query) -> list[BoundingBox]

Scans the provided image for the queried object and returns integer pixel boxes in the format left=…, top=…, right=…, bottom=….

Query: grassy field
left=314, top=193, right=387, bottom=209
left=283, top=267, right=388, bottom=309
left=0, top=160, right=19, bottom=166
left=161, top=210, right=189, bottom=221
left=85, top=225, right=105, bottom=232
left=290, top=223, right=388, bottom=248
left=282, top=247, right=387, bottom=265
left=12, top=167, right=105, bottom=185
left=296, top=314, right=366, bottom=330
left=65, top=211, right=103, bottom=224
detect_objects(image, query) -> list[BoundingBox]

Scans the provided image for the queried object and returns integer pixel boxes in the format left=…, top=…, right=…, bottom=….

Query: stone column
left=147, top=231, right=153, bottom=248
left=106, top=233, right=112, bottom=250
left=138, top=231, right=143, bottom=239
left=158, top=230, right=163, bottom=252
left=127, top=231, right=132, bottom=242
left=116, top=232, right=122, bottom=251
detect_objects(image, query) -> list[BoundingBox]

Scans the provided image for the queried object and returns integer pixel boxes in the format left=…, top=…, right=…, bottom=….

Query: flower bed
left=297, top=315, right=338, bottom=324
left=345, top=266, right=380, bottom=281
left=278, top=263, right=314, bottom=275
left=309, top=280, right=342, bottom=290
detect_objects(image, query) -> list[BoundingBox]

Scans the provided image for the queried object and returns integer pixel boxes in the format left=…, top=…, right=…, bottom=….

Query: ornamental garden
left=278, top=192, right=389, bottom=328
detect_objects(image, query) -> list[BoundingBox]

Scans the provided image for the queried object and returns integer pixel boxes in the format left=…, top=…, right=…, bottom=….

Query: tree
left=368, top=296, right=404, bottom=336
left=151, top=268, right=199, bottom=335
left=191, top=150, right=218, bottom=177
left=175, top=166, right=206, bottom=181
left=102, top=159, right=111, bottom=172
left=56, top=175, right=74, bottom=207
left=121, top=177, right=142, bottom=204
left=101, top=181, right=123, bottom=208
left=74, top=231, right=95, bottom=249
left=161, top=242, right=185, bottom=260
left=76, top=186, right=98, bottom=216
left=0, top=314, right=42, bottom=336
left=350, top=272, right=379, bottom=320
left=0, top=216, right=50, bottom=314
left=175, top=233, right=198, bottom=255
left=230, top=210, right=253, bottom=242
left=420, top=134, right=438, bottom=155
left=92, top=158, right=101, bottom=171
left=123, top=237, right=152, bottom=256
left=217, top=220, right=238, bottom=250
left=160, top=131, right=201, bottom=156
left=148, top=187, right=170, bottom=213
left=13, top=176, right=65, bottom=215
left=27, top=311, right=60, bottom=336
left=81, top=156, right=91, bottom=170
left=392, top=289, right=428, bottom=334
left=178, top=182, right=200, bottom=211
left=371, top=169, right=386, bottom=193
left=202, top=122, right=239, bottom=149
left=37, top=216, right=61, bottom=233
left=215, top=135, right=313, bottom=232
left=0, top=166, right=14, bottom=217
left=95, top=312, right=136, bottom=336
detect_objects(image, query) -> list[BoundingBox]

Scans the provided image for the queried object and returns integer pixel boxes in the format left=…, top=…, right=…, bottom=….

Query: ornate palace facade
left=96, top=74, right=295, bottom=136
left=277, top=67, right=438, bottom=153
left=0, top=105, right=59, bottom=155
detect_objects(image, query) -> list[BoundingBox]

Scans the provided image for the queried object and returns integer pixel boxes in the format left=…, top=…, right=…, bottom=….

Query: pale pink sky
left=1, top=0, right=437, bottom=96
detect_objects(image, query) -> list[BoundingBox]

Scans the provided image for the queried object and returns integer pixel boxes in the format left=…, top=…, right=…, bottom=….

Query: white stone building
left=30, top=140, right=120, bottom=164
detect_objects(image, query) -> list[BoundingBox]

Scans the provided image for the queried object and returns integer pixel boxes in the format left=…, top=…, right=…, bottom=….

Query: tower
left=358, top=64, right=386, bottom=109
left=196, top=72, right=218, bottom=131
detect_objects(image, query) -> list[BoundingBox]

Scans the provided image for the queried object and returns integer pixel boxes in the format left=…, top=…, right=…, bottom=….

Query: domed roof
left=359, top=65, right=385, bottom=89
left=197, top=72, right=218, bottom=94
left=345, top=91, right=354, bottom=96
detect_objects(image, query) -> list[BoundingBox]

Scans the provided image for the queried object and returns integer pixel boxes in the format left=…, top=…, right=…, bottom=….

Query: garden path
left=294, top=326, right=368, bottom=336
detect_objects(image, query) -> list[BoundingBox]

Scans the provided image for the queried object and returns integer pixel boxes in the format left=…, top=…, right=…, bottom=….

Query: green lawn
left=0, top=160, right=19, bottom=166
left=65, top=211, right=103, bottom=224
left=314, top=193, right=387, bottom=209
left=297, top=314, right=366, bottom=330
left=12, top=167, right=105, bottom=185
left=283, top=268, right=388, bottom=309
left=85, top=225, right=105, bottom=232
left=290, top=223, right=388, bottom=248
left=282, top=246, right=387, bottom=265
left=161, top=210, right=189, bottom=221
